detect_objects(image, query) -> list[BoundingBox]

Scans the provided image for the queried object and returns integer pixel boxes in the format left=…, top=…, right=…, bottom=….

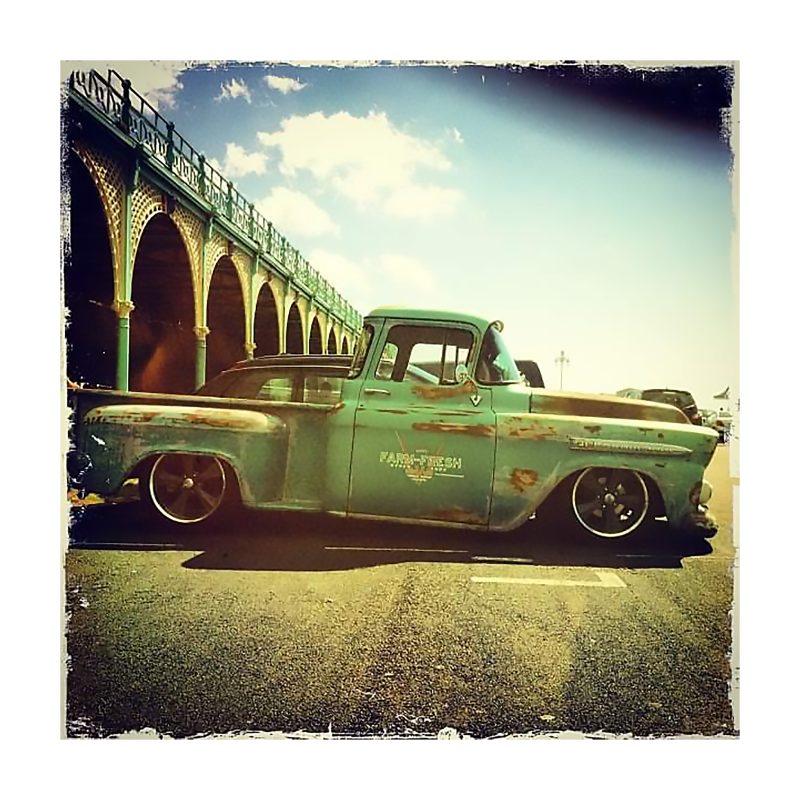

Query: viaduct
left=63, top=68, right=362, bottom=394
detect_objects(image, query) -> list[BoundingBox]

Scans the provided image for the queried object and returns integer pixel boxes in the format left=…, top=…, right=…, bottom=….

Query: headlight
left=690, top=480, right=713, bottom=506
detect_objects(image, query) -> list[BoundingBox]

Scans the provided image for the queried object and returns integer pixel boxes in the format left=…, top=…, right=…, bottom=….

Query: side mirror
left=455, top=364, right=482, bottom=407
left=455, top=364, right=471, bottom=385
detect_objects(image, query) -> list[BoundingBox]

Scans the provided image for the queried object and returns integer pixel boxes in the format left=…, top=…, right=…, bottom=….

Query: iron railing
left=68, top=68, right=361, bottom=330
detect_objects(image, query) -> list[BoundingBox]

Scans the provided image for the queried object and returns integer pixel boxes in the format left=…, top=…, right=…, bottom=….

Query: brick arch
left=71, top=142, right=124, bottom=303
left=206, top=253, right=248, bottom=377
left=309, top=315, right=323, bottom=354
left=129, top=213, right=196, bottom=393
left=253, top=279, right=281, bottom=357
left=64, top=149, right=118, bottom=388
left=286, top=300, right=304, bottom=354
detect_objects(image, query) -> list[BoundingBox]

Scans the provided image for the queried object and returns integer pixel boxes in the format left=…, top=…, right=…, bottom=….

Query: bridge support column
left=194, top=326, right=210, bottom=388
left=114, top=300, right=134, bottom=391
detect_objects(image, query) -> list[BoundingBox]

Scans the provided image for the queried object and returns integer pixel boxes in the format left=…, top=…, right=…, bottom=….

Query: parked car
left=640, top=389, right=702, bottom=426
left=68, top=307, right=718, bottom=541
left=712, top=410, right=734, bottom=443
left=700, top=408, right=716, bottom=427
left=515, top=360, right=545, bottom=388
left=197, top=354, right=440, bottom=403
left=197, top=354, right=351, bottom=403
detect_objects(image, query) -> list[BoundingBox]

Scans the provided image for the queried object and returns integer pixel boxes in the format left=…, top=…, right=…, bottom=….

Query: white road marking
left=69, top=542, right=189, bottom=550
left=471, top=570, right=627, bottom=588
left=471, top=556, right=534, bottom=563
left=324, top=546, right=470, bottom=554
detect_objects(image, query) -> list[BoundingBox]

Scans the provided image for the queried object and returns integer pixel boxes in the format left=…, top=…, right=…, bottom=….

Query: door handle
left=364, top=388, right=391, bottom=396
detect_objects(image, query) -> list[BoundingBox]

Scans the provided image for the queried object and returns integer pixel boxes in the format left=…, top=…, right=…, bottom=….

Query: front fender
left=490, top=413, right=717, bottom=531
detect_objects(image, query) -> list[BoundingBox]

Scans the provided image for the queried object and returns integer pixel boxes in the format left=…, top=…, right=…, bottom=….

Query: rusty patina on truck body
left=68, top=308, right=718, bottom=540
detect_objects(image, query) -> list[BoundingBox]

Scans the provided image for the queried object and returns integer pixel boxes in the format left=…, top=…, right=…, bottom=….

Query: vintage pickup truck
left=67, top=307, right=718, bottom=541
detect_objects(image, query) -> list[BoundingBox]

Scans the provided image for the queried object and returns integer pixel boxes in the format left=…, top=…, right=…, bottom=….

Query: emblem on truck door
left=379, top=433, right=464, bottom=484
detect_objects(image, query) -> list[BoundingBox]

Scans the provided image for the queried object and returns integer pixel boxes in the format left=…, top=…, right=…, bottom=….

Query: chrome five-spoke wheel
left=148, top=453, right=228, bottom=524
left=571, top=467, right=649, bottom=538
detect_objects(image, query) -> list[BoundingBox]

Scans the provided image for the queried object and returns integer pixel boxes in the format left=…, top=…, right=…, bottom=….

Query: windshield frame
left=347, top=324, right=375, bottom=379
left=475, top=326, right=523, bottom=386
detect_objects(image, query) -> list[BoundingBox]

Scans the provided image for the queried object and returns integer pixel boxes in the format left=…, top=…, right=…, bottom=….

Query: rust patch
left=507, top=422, right=560, bottom=440
left=412, top=422, right=494, bottom=437
left=532, top=393, right=685, bottom=423
left=88, top=410, right=160, bottom=425
left=185, top=413, right=252, bottom=429
left=411, top=383, right=470, bottom=401
left=584, top=424, right=602, bottom=433
left=510, top=468, right=538, bottom=493
left=429, top=508, right=485, bottom=525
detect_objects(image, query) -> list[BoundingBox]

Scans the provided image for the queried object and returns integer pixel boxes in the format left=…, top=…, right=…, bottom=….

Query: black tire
left=570, top=467, right=650, bottom=539
left=143, top=453, right=234, bottom=526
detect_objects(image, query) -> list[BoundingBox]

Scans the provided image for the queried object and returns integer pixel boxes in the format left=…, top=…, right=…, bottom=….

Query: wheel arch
left=131, top=448, right=244, bottom=501
left=534, top=462, right=666, bottom=532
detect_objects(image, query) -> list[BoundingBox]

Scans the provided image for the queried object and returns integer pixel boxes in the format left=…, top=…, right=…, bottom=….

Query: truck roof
left=365, top=306, right=494, bottom=330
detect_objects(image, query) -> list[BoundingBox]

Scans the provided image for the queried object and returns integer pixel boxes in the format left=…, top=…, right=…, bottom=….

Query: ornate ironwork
left=68, top=68, right=362, bottom=331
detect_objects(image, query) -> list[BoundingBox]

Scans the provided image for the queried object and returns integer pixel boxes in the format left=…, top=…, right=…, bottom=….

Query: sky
left=62, top=60, right=737, bottom=410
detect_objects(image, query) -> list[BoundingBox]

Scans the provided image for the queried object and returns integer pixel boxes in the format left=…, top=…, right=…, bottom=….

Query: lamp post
left=555, top=350, right=569, bottom=390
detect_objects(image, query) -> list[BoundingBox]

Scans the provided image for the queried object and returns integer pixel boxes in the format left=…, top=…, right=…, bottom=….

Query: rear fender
left=78, top=404, right=289, bottom=504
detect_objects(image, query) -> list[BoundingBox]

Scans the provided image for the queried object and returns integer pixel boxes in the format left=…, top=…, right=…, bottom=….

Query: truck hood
left=529, top=389, right=689, bottom=424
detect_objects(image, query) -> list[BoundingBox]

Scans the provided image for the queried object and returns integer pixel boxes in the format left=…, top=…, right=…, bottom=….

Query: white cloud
left=308, top=249, right=368, bottom=289
left=384, top=184, right=461, bottom=218
left=451, top=127, right=464, bottom=144
left=257, top=110, right=459, bottom=217
left=61, top=60, right=191, bottom=110
left=308, top=249, right=375, bottom=313
left=256, top=188, right=339, bottom=238
left=209, top=143, right=268, bottom=178
left=378, top=254, right=437, bottom=294
left=216, top=78, right=252, bottom=104
left=265, top=75, right=307, bottom=94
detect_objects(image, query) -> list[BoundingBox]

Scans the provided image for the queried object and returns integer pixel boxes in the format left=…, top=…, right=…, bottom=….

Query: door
left=347, top=322, right=496, bottom=527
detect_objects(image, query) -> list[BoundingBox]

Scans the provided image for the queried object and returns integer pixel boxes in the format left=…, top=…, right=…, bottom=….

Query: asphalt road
left=64, top=446, right=738, bottom=739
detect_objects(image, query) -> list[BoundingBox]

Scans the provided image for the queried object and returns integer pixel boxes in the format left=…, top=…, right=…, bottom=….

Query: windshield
left=476, top=327, right=522, bottom=385
left=642, top=390, right=695, bottom=409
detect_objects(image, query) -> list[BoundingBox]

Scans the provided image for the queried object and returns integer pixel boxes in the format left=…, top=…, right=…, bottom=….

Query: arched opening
left=286, top=303, right=304, bottom=354
left=327, top=328, right=337, bottom=354
left=129, top=215, right=196, bottom=393
left=341, top=335, right=349, bottom=355
left=309, top=316, right=323, bottom=354
left=64, top=152, right=116, bottom=388
left=253, top=282, right=279, bottom=357
left=206, top=257, right=246, bottom=379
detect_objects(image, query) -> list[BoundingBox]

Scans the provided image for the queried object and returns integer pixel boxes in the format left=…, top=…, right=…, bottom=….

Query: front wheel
left=570, top=467, right=650, bottom=538
left=145, top=453, right=231, bottom=525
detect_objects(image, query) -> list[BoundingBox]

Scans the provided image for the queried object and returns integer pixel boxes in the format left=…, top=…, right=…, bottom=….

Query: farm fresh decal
left=380, top=433, right=464, bottom=484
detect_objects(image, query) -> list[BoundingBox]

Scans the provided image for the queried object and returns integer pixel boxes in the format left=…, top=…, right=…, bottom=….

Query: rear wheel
left=570, top=467, right=649, bottom=538
left=145, top=453, right=230, bottom=525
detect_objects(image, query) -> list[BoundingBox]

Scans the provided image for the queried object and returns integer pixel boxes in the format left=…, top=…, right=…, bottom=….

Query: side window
left=375, top=325, right=474, bottom=383
left=256, top=376, right=294, bottom=402
left=303, top=375, right=344, bottom=404
left=376, top=342, right=399, bottom=380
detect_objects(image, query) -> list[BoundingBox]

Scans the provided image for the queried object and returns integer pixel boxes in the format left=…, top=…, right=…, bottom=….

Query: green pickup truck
left=67, top=307, right=718, bottom=541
